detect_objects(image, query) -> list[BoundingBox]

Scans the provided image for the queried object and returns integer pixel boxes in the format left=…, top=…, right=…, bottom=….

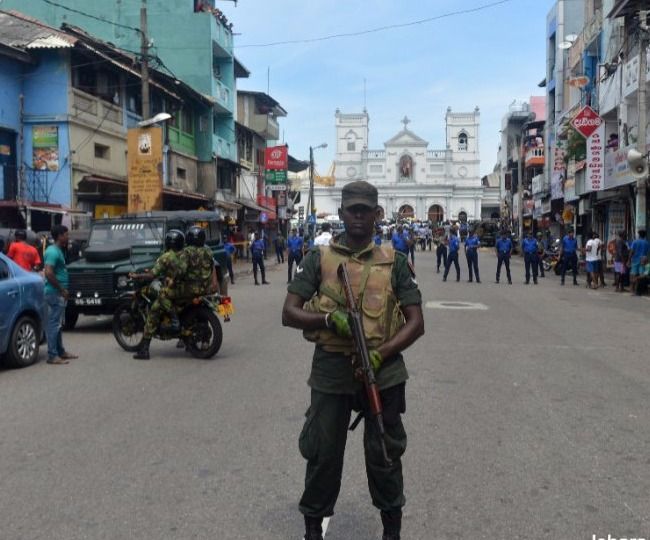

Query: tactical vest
left=303, top=243, right=406, bottom=353
left=180, top=246, right=213, bottom=289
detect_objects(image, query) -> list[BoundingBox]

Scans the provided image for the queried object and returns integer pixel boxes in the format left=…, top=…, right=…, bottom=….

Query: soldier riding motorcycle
left=112, top=229, right=232, bottom=359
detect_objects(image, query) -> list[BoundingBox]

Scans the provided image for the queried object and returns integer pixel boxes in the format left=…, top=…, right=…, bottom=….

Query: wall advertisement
left=127, top=127, right=163, bottom=213
left=32, top=126, right=59, bottom=171
left=586, top=124, right=605, bottom=191
left=551, top=142, right=565, bottom=200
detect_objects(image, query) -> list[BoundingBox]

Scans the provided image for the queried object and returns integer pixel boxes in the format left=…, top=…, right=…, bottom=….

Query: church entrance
left=398, top=204, right=415, bottom=219
left=428, top=204, right=444, bottom=224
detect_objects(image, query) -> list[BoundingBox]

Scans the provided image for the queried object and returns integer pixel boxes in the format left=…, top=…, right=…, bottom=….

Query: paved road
left=1, top=249, right=649, bottom=540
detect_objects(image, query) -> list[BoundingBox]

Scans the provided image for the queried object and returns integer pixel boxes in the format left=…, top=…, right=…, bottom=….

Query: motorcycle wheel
left=112, top=302, right=145, bottom=352
left=543, top=261, right=552, bottom=272
left=182, top=306, right=223, bottom=359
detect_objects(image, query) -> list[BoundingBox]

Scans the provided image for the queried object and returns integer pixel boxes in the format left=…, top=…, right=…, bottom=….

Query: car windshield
left=89, top=222, right=164, bottom=247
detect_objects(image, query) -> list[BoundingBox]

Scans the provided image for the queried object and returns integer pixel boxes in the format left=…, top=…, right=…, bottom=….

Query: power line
left=40, top=0, right=142, bottom=35
left=236, top=0, right=514, bottom=48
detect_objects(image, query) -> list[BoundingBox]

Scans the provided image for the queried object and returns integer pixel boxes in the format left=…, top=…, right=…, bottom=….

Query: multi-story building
left=1, top=0, right=246, bottom=208
left=0, top=10, right=219, bottom=228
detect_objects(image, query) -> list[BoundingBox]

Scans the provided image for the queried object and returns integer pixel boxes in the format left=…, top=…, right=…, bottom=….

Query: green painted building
left=2, top=0, right=247, bottom=200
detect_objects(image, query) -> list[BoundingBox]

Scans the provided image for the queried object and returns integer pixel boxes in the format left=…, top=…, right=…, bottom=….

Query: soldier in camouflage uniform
left=282, top=181, right=425, bottom=540
left=178, top=226, right=216, bottom=298
left=131, top=229, right=187, bottom=360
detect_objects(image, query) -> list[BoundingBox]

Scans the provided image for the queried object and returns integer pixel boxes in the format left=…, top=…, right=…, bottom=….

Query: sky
left=221, top=0, right=556, bottom=177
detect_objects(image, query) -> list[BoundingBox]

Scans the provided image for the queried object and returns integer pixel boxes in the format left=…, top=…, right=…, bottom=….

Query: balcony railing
left=525, top=147, right=545, bottom=168
left=249, top=113, right=279, bottom=140
left=215, top=136, right=235, bottom=161
left=427, top=150, right=447, bottom=159
left=214, top=78, right=232, bottom=112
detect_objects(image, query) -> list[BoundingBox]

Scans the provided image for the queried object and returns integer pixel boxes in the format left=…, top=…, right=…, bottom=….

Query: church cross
left=401, top=116, right=410, bottom=129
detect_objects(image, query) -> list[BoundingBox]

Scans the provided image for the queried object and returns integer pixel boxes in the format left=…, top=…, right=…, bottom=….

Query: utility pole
left=637, top=10, right=648, bottom=231
left=308, top=145, right=314, bottom=234
left=140, top=0, right=150, bottom=120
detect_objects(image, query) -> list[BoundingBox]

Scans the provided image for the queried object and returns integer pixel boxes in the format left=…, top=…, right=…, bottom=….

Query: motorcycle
left=542, top=239, right=561, bottom=273
left=112, top=279, right=233, bottom=359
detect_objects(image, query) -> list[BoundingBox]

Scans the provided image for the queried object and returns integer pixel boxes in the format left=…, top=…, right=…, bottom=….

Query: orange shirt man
left=7, top=231, right=42, bottom=271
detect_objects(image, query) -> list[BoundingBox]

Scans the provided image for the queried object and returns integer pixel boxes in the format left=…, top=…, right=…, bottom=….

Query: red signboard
left=257, top=195, right=277, bottom=211
left=570, top=106, right=603, bottom=139
left=264, top=145, right=288, bottom=170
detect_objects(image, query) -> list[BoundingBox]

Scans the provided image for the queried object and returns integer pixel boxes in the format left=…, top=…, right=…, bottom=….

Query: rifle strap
left=349, top=411, right=364, bottom=431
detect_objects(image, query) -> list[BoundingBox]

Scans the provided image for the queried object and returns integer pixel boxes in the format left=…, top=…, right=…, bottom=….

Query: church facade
left=308, top=107, right=488, bottom=223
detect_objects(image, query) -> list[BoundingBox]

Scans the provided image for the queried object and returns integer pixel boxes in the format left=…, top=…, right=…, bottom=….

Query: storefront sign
left=564, top=159, right=577, bottom=201
left=267, top=184, right=287, bottom=191
left=551, top=143, right=565, bottom=200
left=32, top=126, right=59, bottom=171
left=265, top=169, right=287, bottom=184
left=257, top=195, right=276, bottom=211
left=127, top=127, right=163, bottom=213
left=532, top=174, right=544, bottom=195
left=264, top=145, right=288, bottom=170
left=275, top=190, right=287, bottom=206
left=586, top=125, right=605, bottom=191
left=571, top=106, right=603, bottom=139
left=604, top=144, right=637, bottom=189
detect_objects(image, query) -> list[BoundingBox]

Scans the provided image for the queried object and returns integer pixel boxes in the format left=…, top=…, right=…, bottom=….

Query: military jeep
left=64, top=210, right=228, bottom=330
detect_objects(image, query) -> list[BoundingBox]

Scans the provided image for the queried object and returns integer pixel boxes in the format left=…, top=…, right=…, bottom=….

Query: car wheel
left=4, top=316, right=40, bottom=368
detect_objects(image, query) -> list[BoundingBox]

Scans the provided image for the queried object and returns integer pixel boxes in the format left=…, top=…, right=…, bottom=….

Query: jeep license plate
left=75, top=298, right=102, bottom=306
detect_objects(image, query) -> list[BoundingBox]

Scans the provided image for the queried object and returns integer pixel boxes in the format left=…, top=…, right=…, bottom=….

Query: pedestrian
left=281, top=180, right=425, bottom=540
left=614, top=230, right=629, bottom=292
left=224, top=238, right=236, bottom=285
left=628, top=229, right=649, bottom=295
left=464, top=229, right=481, bottom=283
left=559, top=228, right=579, bottom=286
left=130, top=230, right=187, bottom=360
left=7, top=229, right=42, bottom=271
left=435, top=232, right=447, bottom=273
left=390, top=225, right=408, bottom=257
left=43, top=225, right=77, bottom=365
left=251, top=232, right=269, bottom=285
left=314, top=222, right=333, bottom=246
left=373, top=226, right=383, bottom=246
left=274, top=232, right=286, bottom=263
left=407, top=227, right=416, bottom=266
left=287, top=228, right=304, bottom=283
left=443, top=229, right=461, bottom=282
left=522, top=230, right=539, bottom=285
left=584, top=231, right=602, bottom=289
left=536, top=231, right=545, bottom=278
left=494, top=229, right=513, bottom=284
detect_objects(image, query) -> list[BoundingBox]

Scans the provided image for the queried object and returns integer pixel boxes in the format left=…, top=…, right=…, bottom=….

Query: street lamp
left=137, top=112, right=172, bottom=128
left=308, top=142, right=327, bottom=234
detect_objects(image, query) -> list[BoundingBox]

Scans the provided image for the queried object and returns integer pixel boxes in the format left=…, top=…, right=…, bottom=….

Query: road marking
left=425, top=301, right=489, bottom=310
left=303, top=517, right=330, bottom=540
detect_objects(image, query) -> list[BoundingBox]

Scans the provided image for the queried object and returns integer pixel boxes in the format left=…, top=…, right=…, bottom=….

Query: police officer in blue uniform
left=251, top=232, right=270, bottom=285
left=443, top=230, right=461, bottom=282
left=559, top=228, right=579, bottom=286
left=287, top=228, right=304, bottom=283
left=521, top=230, right=539, bottom=285
left=464, top=229, right=481, bottom=283
left=494, top=230, right=513, bottom=284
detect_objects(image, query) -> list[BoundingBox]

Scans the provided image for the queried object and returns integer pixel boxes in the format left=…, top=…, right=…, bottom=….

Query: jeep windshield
left=88, top=222, right=164, bottom=247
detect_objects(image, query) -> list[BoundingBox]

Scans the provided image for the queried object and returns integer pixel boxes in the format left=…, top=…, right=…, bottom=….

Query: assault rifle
left=337, top=262, right=392, bottom=466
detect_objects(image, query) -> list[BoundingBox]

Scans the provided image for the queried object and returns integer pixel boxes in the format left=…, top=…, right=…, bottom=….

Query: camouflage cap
left=341, top=181, right=378, bottom=209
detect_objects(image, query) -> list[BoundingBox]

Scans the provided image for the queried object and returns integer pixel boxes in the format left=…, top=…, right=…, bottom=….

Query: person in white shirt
left=313, top=222, right=333, bottom=246
left=585, top=231, right=602, bottom=289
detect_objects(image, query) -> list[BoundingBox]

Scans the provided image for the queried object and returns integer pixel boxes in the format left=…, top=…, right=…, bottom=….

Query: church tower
left=334, top=109, right=368, bottom=184
left=445, top=107, right=481, bottom=185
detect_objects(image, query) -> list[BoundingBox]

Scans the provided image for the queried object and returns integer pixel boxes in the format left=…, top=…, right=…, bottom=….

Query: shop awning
left=163, top=186, right=209, bottom=202
left=235, top=198, right=267, bottom=213
left=214, top=199, right=242, bottom=211
left=0, top=199, right=88, bottom=216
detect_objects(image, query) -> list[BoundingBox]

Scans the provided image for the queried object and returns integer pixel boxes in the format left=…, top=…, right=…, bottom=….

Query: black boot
left=133, top=338, right=151, bottom=360
left=381, top=510, right=402, bottom=540
left=304, top=516, right=323, bottom=540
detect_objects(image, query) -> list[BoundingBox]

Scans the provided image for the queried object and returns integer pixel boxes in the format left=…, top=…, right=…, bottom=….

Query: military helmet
left=165, top=229, right=185, bottom=251
left=186, top=226, right=206, bottom=247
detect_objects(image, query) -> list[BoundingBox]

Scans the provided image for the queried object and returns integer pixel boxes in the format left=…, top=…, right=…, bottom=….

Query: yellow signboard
left=95, top=204, right=127, bottom=219
left=127, top=127, right=163, bottom=213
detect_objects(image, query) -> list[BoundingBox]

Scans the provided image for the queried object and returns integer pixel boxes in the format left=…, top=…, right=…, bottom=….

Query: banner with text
left=127, top=127, right=163, bottom=213
left=586, top=124, right=605, bottom=191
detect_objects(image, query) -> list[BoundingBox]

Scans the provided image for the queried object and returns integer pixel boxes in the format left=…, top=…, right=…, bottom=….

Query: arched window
left=458, top=132, right=468, bottom=151
left=346, top=130, right=357, bottom=151
left=399, top=204, right=415, bottom=219
left=428, top=205, right=444, bottom=224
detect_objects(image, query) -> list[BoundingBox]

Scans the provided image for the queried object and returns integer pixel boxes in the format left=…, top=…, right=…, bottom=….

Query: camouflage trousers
left=144, top=286, right=178, bottom=338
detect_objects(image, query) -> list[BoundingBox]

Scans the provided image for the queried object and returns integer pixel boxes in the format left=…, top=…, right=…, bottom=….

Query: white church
left=305, top=107, right=495, bottom=223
